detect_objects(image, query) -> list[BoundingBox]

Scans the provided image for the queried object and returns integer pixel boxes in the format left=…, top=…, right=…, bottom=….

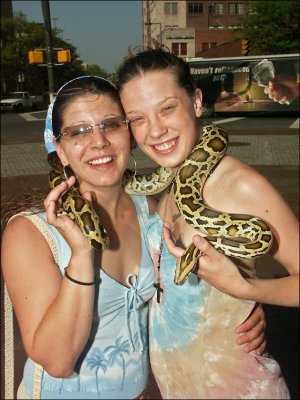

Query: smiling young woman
left=117, top=47, right=298, bottom=399
left=1, top=76, right=157, bottom=399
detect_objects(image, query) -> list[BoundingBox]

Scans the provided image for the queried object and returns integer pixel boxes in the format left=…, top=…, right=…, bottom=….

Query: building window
left=229, top=3, right=244, bottom=15
left=202, top=42, right=217, bottom=51
left=172, top=42, right=187, bottom=56
left=188, top=2, right=203, bottom=14
left=165, top=2, right=178, bottom=15
left=214, top=3, right=224, bottom=15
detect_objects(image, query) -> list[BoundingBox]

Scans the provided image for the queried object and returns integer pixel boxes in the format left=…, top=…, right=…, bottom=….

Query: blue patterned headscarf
left=44, top=100, right=56, bottom=154
left=44, top=76, right=117, bottom=154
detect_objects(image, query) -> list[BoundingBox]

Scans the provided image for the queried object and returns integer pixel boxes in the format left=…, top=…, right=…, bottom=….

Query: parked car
left=0, top=92, right=44, bottom=113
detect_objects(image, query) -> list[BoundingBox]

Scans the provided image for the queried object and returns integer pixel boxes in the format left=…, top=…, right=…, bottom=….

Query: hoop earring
left=63, top=164, right=70, bottom=180
left=130, top=153, right=137, bottom=178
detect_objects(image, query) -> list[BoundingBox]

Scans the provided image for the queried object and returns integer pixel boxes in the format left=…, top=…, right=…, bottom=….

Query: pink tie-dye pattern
left=150, top=285, right=289, bottom=399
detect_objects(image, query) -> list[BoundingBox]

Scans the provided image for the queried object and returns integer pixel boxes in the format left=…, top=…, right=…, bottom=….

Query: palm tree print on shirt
left=105, top=337, right=131, bottom=389
left=86, top=348, right=108, bottom=391
left=86, top=336, right=131, bottom=390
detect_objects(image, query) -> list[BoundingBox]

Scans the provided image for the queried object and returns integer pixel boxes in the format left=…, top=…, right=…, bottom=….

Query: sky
left=12, top=0, right=143, bottom=73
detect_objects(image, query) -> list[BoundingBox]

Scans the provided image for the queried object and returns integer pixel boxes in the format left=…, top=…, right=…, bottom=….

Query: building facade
left=142, top=0, right=249, bottom=58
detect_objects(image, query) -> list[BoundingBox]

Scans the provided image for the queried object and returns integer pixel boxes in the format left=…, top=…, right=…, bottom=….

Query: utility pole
left=145, top=0, right=151, bottom=48
left=41, top=0, right=55, bottom=103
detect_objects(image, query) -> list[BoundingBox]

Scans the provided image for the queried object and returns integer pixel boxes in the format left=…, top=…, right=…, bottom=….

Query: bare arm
left=189, top=233, right=299, bottom=307
left=196, top=157, right=299, bottom=306
left=1, top=178, right=96, bottom=377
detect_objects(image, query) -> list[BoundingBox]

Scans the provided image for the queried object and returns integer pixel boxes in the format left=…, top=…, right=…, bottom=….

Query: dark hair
left=117, top=48, right=196, bottom=97
left=52, top=76, right=121, bottom=140
left=1, top=76, right=129, bottom=226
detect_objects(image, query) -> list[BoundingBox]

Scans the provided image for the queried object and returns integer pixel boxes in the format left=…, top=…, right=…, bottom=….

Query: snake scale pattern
left=48, top=164, right=173, bottom=250
left=49, top=123, right=273, bottom=285
left=172, top=123, right=273, bottom=285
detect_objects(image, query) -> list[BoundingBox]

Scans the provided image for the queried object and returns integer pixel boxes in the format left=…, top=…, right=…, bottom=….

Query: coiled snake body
left=172, top=123, right=273, bottom=285
left=49, top=123, right=273, bottom=285
left=48, top=170, right=110, bottom=250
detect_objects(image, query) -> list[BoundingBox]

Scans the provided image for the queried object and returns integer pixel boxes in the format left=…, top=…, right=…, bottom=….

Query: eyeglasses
left=58, top=116, right=129, bottom=144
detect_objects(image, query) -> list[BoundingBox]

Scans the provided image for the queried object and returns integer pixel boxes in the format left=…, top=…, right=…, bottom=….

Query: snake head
left=174, top=243, right=201, bottom=286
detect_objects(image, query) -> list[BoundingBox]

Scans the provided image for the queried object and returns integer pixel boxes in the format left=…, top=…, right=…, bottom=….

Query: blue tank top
left=20, top=195, right=157, bottom=399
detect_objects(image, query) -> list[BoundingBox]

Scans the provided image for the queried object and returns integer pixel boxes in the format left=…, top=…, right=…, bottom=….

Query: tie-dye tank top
left=147, top=215, right=290, bottom=399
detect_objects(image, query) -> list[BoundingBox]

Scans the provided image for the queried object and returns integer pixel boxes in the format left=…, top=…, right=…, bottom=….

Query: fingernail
left=194, top=235, right=203, bottom=243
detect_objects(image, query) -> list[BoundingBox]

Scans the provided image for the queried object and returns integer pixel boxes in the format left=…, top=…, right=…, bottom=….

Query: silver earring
left=63, top=165, right=70, bottom=180
left=130, top=153, right=137, bottom=178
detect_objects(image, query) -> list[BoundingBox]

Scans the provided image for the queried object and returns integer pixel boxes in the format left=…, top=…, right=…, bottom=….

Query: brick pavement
left=1, top=131, right=299, bottom=399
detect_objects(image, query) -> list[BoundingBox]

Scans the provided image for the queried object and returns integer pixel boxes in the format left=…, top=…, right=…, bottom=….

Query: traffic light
left=28, top=50, right=43, bottom=64
left=241, top=39, right=250, bottom=56
left=57, top=50, right=71, bottom=63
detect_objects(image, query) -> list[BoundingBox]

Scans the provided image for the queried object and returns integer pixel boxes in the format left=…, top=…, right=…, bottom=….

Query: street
left=1, top=112, right=299, bottom=399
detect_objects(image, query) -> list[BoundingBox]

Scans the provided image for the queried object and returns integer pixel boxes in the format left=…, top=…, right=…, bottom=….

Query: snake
left=48, top=169, right=110, bottom=250
left=172, top=123, right=273, bottom=285
left=48, top=122, right=273, bottom=285
left=48, top=165, right=174, bottom=250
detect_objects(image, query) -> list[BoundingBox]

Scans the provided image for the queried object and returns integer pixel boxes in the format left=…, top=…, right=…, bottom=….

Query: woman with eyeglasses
left=2, top=75, right=269, bottom=400
left=2, top=76, right=158, bottom=399
left=117, top=48, right=298, bottom=398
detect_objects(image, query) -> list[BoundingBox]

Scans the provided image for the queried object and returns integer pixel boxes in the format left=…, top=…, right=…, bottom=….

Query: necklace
left=153, top=242, right=164, bottom=303
left=153, top=179, right=175, bottom=303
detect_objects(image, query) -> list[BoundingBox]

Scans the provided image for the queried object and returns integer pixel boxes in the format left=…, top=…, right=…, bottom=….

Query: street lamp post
left=41, top=0, right=55, bottom=103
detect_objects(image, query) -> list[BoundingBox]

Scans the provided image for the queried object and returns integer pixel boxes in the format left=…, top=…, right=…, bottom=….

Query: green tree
left=236, top=1, right=299, bottom=55
left=1, top=12, right=46, bottom=94
left=85, top=64, right=109, bottom=79
left=85, top=64, right=122, bottom=86
left=1, top=12, right=87, bottom=95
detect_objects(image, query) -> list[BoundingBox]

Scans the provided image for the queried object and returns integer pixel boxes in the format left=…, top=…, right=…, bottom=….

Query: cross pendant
left=154, top=282, right=164, bottom=303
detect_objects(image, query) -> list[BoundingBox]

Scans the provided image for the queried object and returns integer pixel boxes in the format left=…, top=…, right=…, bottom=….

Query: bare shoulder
left=218, top=156, right=270, bottom=194
left=2, top=215, right=36, bottom=246
left=2, top=214, right=48, bottom=248
left=2, top=215, right=55, bottom=276
left=204, top=155, right=287, bottom=217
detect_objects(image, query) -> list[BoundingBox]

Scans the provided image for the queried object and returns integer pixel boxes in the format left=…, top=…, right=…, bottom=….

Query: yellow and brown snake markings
left=48, top=169, right=109, bottom=250
left=172, top=123, right=273, bottom=285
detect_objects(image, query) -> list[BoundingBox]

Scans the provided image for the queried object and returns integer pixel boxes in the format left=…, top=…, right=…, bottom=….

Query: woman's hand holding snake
left=45, top=177, right=94, bottom=255
left=163, top=222, right=267, bottom=353
left=162, top=222, right=253, bottom=300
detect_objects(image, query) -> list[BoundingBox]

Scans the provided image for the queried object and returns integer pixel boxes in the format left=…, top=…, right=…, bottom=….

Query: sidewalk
left=1, top=133, right=299, bottom=178
left=1, top=133, right=299, bottom=399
